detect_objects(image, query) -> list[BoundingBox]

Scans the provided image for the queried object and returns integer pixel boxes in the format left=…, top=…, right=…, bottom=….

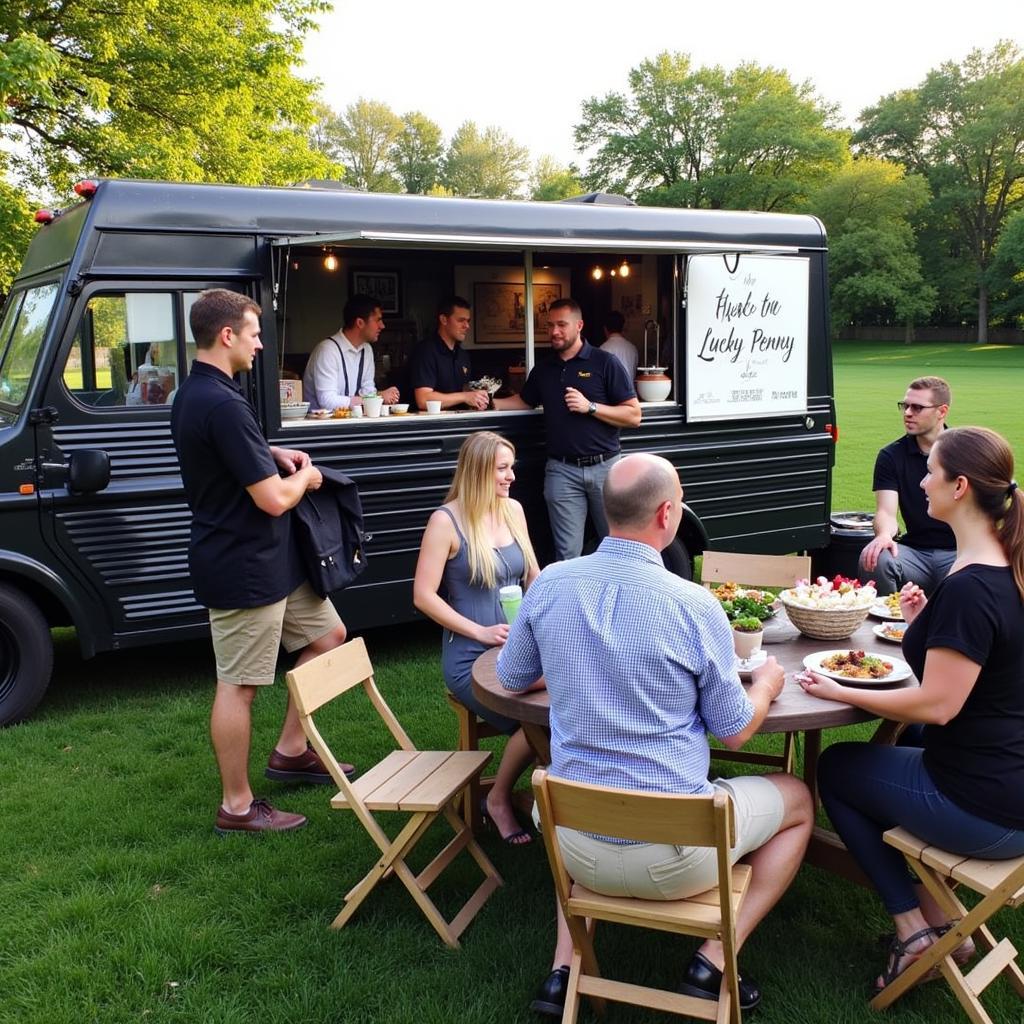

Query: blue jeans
left=543, top=456, right=619, bottom=561
left=859, top=544, right=955, bottom=596
left=818, top=729, right=1024, bottom=914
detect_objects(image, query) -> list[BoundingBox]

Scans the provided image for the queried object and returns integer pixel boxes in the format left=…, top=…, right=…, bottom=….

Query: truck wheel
left=0, top=584, right=54, bottom=726
left=661, top=539, right=693, bottom=581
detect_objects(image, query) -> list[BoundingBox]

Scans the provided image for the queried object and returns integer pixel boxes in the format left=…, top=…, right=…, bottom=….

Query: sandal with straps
left=877, top=921, right=975, bottom=967
left=875, top=926, right=940, bottom=995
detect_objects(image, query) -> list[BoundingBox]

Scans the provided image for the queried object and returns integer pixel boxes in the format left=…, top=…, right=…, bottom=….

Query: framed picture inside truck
left=0, top=179, right=835, bottom=725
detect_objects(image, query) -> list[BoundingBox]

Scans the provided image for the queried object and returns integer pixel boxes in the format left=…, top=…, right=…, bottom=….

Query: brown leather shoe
left=265, top=742, right=354, bottom=784
left=214, top=798, right=307, bottom=834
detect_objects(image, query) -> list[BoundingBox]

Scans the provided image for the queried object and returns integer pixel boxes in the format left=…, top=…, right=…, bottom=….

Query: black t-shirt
left=519, top=341, right=635, bottom=459
left=410, top=333, right=472, bottom=396
left=873, top=433, right=955, bottom=550
left=171, top=361, right=304, bottom=609
left=902, top=564, right=1024, bottom=829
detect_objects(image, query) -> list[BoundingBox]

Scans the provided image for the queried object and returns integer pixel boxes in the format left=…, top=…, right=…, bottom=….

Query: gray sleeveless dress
left=438, top=506, right=525, bottom=733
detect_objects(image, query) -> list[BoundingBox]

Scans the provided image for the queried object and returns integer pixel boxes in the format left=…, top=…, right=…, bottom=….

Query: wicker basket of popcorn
left=778, top=577, right=876, bottom=641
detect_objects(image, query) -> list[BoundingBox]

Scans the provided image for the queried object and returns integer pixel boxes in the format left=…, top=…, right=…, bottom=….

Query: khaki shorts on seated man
left=172, top=288, right=353, bottom=835
left=498, top=453, right=813, bottom=1018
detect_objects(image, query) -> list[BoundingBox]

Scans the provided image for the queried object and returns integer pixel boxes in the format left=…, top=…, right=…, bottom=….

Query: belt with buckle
left=553, top=451, right=620, bottom=467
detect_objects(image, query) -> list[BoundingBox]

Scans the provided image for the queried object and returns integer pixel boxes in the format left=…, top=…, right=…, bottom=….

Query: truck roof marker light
left=34, top=209, right=55, bottom=224
left=73, top=180, right=98, bottom=198
left=826, top=423, right=839, bottom=443
left=19, top=484, right=35, bottom=495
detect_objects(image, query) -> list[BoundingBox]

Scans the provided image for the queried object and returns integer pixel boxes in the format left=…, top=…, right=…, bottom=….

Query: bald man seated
left=497, top=453, right=813, bottom=1017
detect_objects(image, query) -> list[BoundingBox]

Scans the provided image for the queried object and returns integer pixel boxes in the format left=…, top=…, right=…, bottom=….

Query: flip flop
left=479, top=798, right=533, bottom=846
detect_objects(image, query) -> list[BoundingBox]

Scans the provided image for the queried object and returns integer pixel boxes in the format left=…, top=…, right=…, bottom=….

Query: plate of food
left=869, top=593, right=904, bottom=621
left=736, top=649, right=768, bottom=681
left=803, top=649, right=912, bottom=685
left=873, top=622, right=907, bottom=644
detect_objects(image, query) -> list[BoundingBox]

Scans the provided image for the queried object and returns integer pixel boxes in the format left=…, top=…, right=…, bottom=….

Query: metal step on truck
left=0, top=178, right=836, bottom=724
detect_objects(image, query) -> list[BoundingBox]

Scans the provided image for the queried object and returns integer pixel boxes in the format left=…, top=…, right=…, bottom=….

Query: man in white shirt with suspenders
left=303, top=294, right=399, bottom=411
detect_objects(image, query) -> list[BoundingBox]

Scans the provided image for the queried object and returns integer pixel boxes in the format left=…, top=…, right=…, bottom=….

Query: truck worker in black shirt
left=171, top=289, right=352, bottom=835
left=500, top=297, right=642, bottom=559
left=410, top=295, right=490, bottom=411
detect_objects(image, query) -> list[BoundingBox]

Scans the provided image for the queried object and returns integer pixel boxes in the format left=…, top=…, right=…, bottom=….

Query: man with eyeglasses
left=858, top=375, right=956, bottom=595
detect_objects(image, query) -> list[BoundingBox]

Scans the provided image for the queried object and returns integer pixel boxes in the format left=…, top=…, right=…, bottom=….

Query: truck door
left=36, top=284, right=231, bottom=651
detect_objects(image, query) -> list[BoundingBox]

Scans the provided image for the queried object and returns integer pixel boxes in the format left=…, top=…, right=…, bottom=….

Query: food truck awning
left=272, top=229, right=800, bottom=255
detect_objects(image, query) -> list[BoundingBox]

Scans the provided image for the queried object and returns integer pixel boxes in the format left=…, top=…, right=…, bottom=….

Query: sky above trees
left=305, top=0, right=1021, bottom=166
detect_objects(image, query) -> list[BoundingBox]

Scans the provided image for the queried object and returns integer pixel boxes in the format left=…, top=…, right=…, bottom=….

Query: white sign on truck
left=685, top=254, right=809, bottom=422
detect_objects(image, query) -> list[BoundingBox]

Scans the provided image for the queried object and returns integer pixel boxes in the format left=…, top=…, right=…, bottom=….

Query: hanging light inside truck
left=619, top=261, right=630, bottom=277
left=323, top=250, right=338, bottom=272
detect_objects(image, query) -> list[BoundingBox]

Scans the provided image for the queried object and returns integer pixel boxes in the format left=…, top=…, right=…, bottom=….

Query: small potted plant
left=731, top=615, right=764, bottom=661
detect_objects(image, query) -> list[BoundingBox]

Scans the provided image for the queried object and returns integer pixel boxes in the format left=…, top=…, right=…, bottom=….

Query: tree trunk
left=977, top=283, right=989, bottom=344
left=904, top=321, right=914, bottom=344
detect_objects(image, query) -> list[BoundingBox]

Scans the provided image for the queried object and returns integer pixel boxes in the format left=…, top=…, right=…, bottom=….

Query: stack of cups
left=499, top=584, right=523, bottom=624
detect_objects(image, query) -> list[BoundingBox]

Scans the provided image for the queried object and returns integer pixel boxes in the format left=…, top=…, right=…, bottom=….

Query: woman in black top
left=800, top=426, right=1024, bottom=995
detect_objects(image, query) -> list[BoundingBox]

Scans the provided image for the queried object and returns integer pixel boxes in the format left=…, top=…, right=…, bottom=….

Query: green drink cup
left=499, top=584, right=522, bottom=624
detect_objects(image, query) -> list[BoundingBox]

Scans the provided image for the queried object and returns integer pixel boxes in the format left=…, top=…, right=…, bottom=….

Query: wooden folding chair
left=285, top=638, right=503, bottom=948
left=532, top=769, right=751, bottom=1024
left=445, top=692, right=501, bottom=834
left=870, top=827, right=1024, bottom=1023
left=700, top=550, right=812, bottom=591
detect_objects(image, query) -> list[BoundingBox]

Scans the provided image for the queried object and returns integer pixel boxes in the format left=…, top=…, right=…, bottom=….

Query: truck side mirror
left=68, top=450, right=111, bottom=494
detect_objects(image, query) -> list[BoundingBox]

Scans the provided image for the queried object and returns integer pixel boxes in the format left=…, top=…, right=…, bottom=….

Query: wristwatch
left=587, top=401, right=598, bottom=416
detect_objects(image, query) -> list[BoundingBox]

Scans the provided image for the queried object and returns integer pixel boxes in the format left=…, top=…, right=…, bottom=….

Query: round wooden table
left=471, top=615, right=916, bottom=882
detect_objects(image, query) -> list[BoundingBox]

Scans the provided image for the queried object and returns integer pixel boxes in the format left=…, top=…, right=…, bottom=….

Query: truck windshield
left=0, top=283, right=60, bottom=409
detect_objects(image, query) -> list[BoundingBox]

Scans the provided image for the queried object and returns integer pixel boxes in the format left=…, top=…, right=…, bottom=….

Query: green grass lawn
left=3, top=342, right=1024, bottom=1023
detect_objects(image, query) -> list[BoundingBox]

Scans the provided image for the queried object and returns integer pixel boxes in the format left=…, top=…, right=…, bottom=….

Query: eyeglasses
left=897, top=401, right=939, bottom=414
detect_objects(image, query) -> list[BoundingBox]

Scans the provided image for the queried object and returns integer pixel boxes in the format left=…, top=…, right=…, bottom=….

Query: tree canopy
left=440, top=121, right=529, bottom=199
left=810, top=158, right=935, bottom=335
left=575, top=52, right=847, bottom=211
left=0, top=1, right=334, bottom=192
left=856, top=41, right=1024, bottom=341
left=313, top=99, right=403, bottom=192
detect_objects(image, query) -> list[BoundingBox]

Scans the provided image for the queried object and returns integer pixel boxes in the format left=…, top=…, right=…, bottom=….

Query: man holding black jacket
left=171, top=288, right=352, bottom=835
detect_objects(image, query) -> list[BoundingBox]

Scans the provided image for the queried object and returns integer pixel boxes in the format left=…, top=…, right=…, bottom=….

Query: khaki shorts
left=554, top=775, right=786, bottom=901
left=209, top=581, right=342, bottom=686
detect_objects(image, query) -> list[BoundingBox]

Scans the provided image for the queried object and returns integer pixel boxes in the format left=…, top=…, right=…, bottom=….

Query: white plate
left=736, top=649, right=768, bottom=681
left=803, top=649, right=912, bottom=685
left=868, top=604, right=904, bottom=621
left=872, top=623, right=907, bottom=644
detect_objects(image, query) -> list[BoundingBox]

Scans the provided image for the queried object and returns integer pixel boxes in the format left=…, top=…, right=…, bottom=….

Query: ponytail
left=936, top=427, right=1024, bottom=603
left=1001, top=485, right=1024, bottom=603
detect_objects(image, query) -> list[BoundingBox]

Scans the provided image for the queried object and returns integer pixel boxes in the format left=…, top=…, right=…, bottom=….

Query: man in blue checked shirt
left=498, top=453, right=813, bottom=1017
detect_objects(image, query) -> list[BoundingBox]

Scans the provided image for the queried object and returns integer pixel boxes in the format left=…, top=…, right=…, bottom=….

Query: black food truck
left=0, top=179, right=837, bottom=724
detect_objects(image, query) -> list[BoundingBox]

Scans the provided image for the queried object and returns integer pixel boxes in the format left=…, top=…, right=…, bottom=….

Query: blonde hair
left=446, top=432, right=539, bottom=589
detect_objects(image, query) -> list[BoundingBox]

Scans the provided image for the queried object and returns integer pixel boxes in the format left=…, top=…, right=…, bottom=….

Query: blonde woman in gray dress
left=414, top=431, right=540, bottom=844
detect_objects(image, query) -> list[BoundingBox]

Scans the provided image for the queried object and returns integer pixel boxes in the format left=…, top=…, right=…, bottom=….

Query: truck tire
left=661, top=539, right=693, bottom=581
left=0, top=583, right=54, bottom=726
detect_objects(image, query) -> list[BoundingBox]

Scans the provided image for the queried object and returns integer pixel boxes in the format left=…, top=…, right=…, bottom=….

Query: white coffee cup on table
left=426, top=400, right=442, bottom=414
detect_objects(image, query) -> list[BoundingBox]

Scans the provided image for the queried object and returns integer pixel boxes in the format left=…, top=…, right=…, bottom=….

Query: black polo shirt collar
left=190, top=359, right=241, bottom=392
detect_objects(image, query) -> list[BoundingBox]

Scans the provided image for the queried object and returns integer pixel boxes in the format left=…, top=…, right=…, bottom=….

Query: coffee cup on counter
left=426, top=400, right=442, bottom=414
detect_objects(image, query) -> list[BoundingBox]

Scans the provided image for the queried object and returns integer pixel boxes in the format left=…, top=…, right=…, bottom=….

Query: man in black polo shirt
left=502, top=297, right=641, bottom=559
left=171, top=289, right=351, bottom=835
left=409, top=295, right=492, bottom=411
left=859, top=375, right=956, bottom=595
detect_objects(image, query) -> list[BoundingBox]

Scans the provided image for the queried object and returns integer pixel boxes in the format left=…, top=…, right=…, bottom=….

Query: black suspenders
left=330, top=337, right=367, bottom=396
